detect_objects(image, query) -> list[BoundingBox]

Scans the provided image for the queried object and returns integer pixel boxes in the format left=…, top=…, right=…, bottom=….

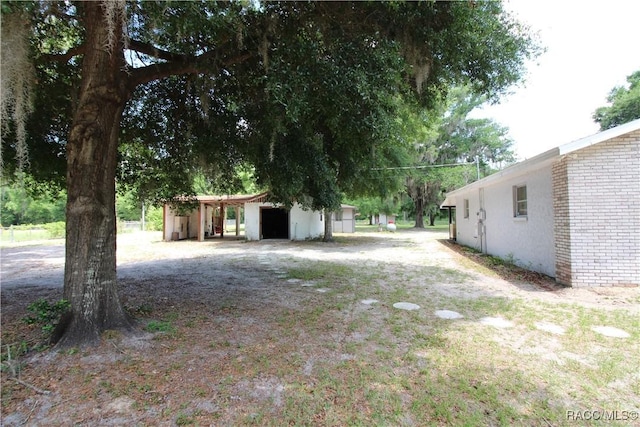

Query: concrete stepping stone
left=286, top=278, right=301, bottom=284
left=480, top=316, right=513, bottom=329
left=435, top=309, right=463, bottom=319
left=592, top=326, right=630, bottom=338
left=300, top=282, right=315, bottom=287
left=393, top=302, right=420, bottom=311
left=316, top=288, right=330, bottom=293
left=535, top=321, right=565, bottom=335
left=361, top=299, right=379, bottom=305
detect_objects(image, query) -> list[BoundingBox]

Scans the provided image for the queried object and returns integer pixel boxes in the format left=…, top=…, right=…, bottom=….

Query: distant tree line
left=0, top=183, right=161, bottom=228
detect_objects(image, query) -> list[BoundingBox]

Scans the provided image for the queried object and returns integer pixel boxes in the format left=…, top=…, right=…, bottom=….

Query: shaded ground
left=1, top=230, right=638, bottom=426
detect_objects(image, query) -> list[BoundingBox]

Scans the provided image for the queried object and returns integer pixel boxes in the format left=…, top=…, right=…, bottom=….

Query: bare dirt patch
left=2, top=230, right=638, bottom=425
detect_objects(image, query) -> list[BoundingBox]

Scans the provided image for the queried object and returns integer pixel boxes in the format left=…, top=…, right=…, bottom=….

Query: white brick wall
left=552, top=157, right=571, bottom=285
left=563, top=131, right=640, bottom=287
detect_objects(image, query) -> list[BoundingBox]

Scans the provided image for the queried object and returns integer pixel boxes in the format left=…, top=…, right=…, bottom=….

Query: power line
left=371, top=161, right=475, bottom=171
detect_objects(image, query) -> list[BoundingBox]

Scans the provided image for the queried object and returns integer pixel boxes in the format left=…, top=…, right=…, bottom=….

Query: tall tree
left=593, top=70, right=640, bottom=130
left=405, top=86, right=515, bottom=227
left=1, top=1, right=538, bottom=347
left=241, top=27, right=409, bottom=241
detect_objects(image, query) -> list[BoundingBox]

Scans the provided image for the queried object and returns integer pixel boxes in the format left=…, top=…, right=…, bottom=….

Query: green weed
left=23, top=298, right=70, bottom=335
left=145, top=320, right=175, bottom=333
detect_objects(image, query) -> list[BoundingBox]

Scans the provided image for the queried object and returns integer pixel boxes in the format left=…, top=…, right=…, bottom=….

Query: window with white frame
left=513, top=185, right=527, bottom=217
left=463, top=199, right=470, bottom=219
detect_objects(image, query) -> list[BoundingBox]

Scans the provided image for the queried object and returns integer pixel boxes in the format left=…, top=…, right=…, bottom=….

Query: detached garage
left=164, top=194, right=358, bottom=241
left=164, top=193, right=326, bottom=241
left=260, top=207, right=289, bottom=239
left=244, top=202, right=324, bottom=241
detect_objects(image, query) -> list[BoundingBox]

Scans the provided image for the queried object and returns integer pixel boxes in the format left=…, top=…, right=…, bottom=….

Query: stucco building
left=163, top=194, right=355, bottom=241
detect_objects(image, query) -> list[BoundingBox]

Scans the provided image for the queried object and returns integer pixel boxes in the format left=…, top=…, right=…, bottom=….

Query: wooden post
left=220, top=203, right=225, bottom=238
left=235, top=206, right=241, bottom=236
left=198, top=202, right=205, bottom=242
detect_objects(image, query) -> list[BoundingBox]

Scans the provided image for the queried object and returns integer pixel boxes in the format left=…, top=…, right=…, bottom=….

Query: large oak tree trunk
left=56, top=3, right=133, bottom=347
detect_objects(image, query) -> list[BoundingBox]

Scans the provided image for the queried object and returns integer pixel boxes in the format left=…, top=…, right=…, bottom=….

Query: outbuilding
left=441, top=119, right=640, bottom=287
left=163, top=193, right=269, bottom=242
left=163, top=194, right=356, bottom=241
left=331, top=204, right=357, bottom=233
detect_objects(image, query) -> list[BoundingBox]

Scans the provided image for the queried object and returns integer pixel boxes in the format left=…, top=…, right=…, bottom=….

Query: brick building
left=441, top=118, right=640, bottom=287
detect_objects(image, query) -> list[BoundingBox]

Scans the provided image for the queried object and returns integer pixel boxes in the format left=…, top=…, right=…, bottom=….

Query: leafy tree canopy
left=2, top=1, right=539, bottom=210
left=0, top=0, right=540, bottom=346
left=403, top=85, right=515, bottom=227
left=593, top=70, right=640, bottom=130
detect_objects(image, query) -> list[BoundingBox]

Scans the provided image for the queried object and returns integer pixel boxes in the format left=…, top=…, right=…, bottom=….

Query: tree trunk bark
left=414, top=197, right=425, bottom=228
left=407, top=180, right=426, bottom=229
left=429, top=211, right=436, bottom=227
left=323, top=208, right=334, bottom=242
left=56, top=3, right=133, bottom=347
left=412, top=184, right=426, bottom=229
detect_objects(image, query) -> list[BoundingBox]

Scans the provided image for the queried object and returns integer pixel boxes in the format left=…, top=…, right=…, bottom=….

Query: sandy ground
left=1, top=230, right=638, bottom=425
left=2, top=230, right=637, bottom=308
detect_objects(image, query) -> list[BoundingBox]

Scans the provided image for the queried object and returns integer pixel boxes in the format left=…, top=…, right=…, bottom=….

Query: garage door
left=261, top=207, right=289, bottom=239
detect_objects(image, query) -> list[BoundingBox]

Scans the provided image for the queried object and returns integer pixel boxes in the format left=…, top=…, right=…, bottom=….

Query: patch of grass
left=286, top=262, right=355, bottom=284
left=282, top=361, right=405, bottom=425
left=0, top=341, right=29, bottom=377
left=145, top=320, right=175, bottom=333
left=175, top=412, right=196, bottom=426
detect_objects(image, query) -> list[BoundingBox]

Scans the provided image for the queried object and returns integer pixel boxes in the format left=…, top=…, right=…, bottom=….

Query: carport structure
left=163, top=193, right=268, bottom=242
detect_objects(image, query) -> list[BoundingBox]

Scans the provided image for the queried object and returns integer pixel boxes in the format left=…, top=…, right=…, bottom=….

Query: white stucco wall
left=453, top=163, right=556, bottom=277
left=291, top=204, right=324, bottom=240
left=485, top=165, right=555, bottom=276
left=244, top=203, right=262, bottom=241
left=244, top=202, right=324, bottom=241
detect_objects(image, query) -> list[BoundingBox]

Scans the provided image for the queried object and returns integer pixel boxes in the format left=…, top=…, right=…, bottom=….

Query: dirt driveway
left=1, top=230, right=638, bottom=425
left=2, top=230, right=635, bottom=309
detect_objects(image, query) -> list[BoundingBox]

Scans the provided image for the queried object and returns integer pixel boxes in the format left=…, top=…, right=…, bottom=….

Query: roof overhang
left=170, top=192, right=270, bottom=207
left=197, top=192, right=270, bottom=206
left=440, top=118, right=640, bottom=209
left=559, top=117, right=640, bottom=155
left=439, top=148, right=559, bottom=208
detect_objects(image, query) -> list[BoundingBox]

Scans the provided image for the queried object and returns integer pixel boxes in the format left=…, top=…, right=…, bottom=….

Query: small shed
left=441, top=119, right=640, bottom=287
left=332, top=204, right=357, bottom=233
